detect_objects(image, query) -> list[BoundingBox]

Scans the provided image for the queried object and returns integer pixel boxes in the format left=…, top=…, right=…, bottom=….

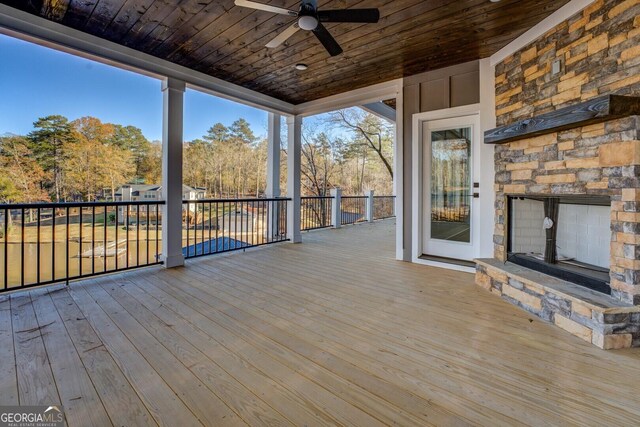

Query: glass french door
left=422, top=115, right=479, bottom=260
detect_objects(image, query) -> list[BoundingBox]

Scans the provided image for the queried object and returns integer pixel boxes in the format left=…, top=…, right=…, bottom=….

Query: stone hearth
left=476, top=259, right=640, bottom=349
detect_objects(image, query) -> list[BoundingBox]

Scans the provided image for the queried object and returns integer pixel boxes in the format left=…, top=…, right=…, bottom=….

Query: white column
left=161, top=78, right=186, bottom=268
left=266, top=112, right=281, bottom=239
left=286, top=115, right=302, bottom=243
left=365, top=190, right=375, bottom=222
left=266, top=112, right=281, bottom=198
left=331, top=187, right=342, bottom=229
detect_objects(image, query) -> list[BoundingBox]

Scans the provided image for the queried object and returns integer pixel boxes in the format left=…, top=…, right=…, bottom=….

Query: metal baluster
left=222, top=201, right=226, bottom=252
left=79, top=207, right=82, bottom=278
left=115, top=205, right=119, bottom=271
left=37, top=208, right=41, bottom=285
left=215, top=202, right=219, bottom=253
left=126, top=204, right=130, bottom=268
left=186, top=202, right=190, bottom=257
left=201, top=202, right=205, bottom=255
left=21, top=208, right=25, bottom=288
left=284, top=200, right=288, bottom=240
left=248, top=201, right=252, bottom=247
left=266, top=200, right=270, bottom=244
left=155, top=204, right=159, bottom=263
left=92, top=206, right=96, bottom=275
left=208, top=202, right=212, bottom=255
left=146, top=204, right=149, bottom=265
left=65, top=207, right=69, bottom=284
left=136, top=204, right=140, bottom=266
left=256, top=200, right=267, bottom=244
left=194, top=202, right=198, bottom=256
left=239, top=200, right=243, bottom=250
left=3, top=208, right=7, bottom=290
left=103, top=206, right=107, bottom=272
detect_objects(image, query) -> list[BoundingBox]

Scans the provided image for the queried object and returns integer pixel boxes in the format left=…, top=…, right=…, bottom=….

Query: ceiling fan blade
left=312, top=23, right=343, bottom=57
left=266, top=23, right=301, bottom=48
left=234, top=0, right=297, bottom=17
left=317, top=9, right=380, bottom=23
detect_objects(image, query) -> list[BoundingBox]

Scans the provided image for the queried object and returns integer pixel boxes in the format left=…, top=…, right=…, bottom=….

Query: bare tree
left=332, top=109, right=393, bottom=180
left=300, top=131, right=342, bottom=197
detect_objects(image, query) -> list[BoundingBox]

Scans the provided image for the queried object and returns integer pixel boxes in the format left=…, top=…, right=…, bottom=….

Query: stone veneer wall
left=492, top=0, right=640, bottom=305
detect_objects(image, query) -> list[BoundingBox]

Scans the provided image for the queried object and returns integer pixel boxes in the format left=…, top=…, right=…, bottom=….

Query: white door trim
left=421, top=115, right=480, bottom=260
left=412, top=104, right=481, bottom=270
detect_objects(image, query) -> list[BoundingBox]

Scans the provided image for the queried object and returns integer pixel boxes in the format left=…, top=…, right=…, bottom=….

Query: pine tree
left=27, top=115, right=76, bottom=202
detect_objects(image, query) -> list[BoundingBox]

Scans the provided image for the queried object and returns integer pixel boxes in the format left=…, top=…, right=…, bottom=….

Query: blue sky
left=0, top=34, right=272, bottom=142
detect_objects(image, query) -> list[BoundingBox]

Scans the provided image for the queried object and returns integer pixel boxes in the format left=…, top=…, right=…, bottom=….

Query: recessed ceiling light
left=295, top=63, right=308, bottom=71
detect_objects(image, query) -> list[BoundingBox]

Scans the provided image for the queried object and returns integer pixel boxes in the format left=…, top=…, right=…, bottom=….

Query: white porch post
left=331, top=187, right=342, bottom=229
left=365, top=190, right=375, bottom=222
left=286, top=115, right=302, bottom=243
left=266, top=112, right=281, bottom=198
left=161, top=77, right=186, bottom=268
left=266, top=112, right=281, bottom=239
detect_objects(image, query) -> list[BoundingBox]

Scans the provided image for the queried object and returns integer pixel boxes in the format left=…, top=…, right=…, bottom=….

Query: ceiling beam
left=0, top=4, right=295, bottom=115
left=361, top=102, right=396, bottom=123
left=294, top=79, right=402, bottom=117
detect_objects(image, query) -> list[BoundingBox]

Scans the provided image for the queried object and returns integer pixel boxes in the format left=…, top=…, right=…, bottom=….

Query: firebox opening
left=507, top=195, right=611, bottom=295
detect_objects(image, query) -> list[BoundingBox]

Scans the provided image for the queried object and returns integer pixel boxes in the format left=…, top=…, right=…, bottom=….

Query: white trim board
left=393, top=87, right=404, bottom=261
left=294, top=79, right=403, bottom=117
left=490, top=0, right=596, bottom=66
left=0, top=4, right=294, bottom=115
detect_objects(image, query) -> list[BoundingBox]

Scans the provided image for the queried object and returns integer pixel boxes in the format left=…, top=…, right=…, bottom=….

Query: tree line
left=184, top=109, right=394, bottom=199
left=0, top=115, right=159, bottom=203
left=0, top=108, right=393, bottom=204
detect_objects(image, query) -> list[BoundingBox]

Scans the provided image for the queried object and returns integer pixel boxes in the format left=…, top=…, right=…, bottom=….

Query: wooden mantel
left=484, top=95, right=640, bottom=144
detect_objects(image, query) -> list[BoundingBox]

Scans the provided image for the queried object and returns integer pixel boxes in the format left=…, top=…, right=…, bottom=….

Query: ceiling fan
left=234, top=0, right=380, bottom=57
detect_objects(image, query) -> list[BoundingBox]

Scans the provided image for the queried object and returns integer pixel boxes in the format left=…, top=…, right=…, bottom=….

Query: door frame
left=411, top=104, right=481, bottom=272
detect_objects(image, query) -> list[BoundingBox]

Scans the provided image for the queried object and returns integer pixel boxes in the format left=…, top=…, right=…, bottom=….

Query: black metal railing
left=301, top=196, right=333, bottom=231
left=0, top=201, right=163, bottom=293
left=182, top=198, right=289, bottom=259
left=341, top=196, right=368, bottom=225
left=373, top=196, right=396, bottom=220
left=431, top=192, right=471, bottom=223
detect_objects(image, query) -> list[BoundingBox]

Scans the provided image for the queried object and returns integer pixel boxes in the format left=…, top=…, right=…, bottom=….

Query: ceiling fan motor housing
left=298, top=0, right=319, bottom=31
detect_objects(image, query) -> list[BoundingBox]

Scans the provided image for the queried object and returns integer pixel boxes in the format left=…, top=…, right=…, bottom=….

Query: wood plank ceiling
left=1, top=0, right=571, bottom=104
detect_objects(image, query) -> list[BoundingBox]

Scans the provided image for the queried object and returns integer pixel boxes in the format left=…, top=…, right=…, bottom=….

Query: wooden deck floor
left=2, top=220, right=640, bottom=426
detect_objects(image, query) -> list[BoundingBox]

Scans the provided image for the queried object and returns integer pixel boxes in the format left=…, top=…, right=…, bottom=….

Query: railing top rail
left=184, top=197, right=292, bottom=203
left=0, top=200, right=166, bottom=209
left=341, top=196, right=368, bottom=199
left=301, top=196, right=334, bottom=199
left=373, top=195, right=396, bottom=198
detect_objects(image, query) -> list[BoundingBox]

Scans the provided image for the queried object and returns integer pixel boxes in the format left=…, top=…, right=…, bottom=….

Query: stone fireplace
left=476, top=116, right=640, bottom=349
left=474, top=0, right=640, bottom=349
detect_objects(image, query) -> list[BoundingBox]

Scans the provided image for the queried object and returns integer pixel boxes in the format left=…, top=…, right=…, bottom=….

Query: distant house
left=114, top=184, right=207, bottom=222
left=114, top=184, right=206, bottom=203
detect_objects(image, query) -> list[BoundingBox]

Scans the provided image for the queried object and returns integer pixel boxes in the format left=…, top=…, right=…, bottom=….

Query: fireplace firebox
left=506, top=195, right=611, bottom=295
